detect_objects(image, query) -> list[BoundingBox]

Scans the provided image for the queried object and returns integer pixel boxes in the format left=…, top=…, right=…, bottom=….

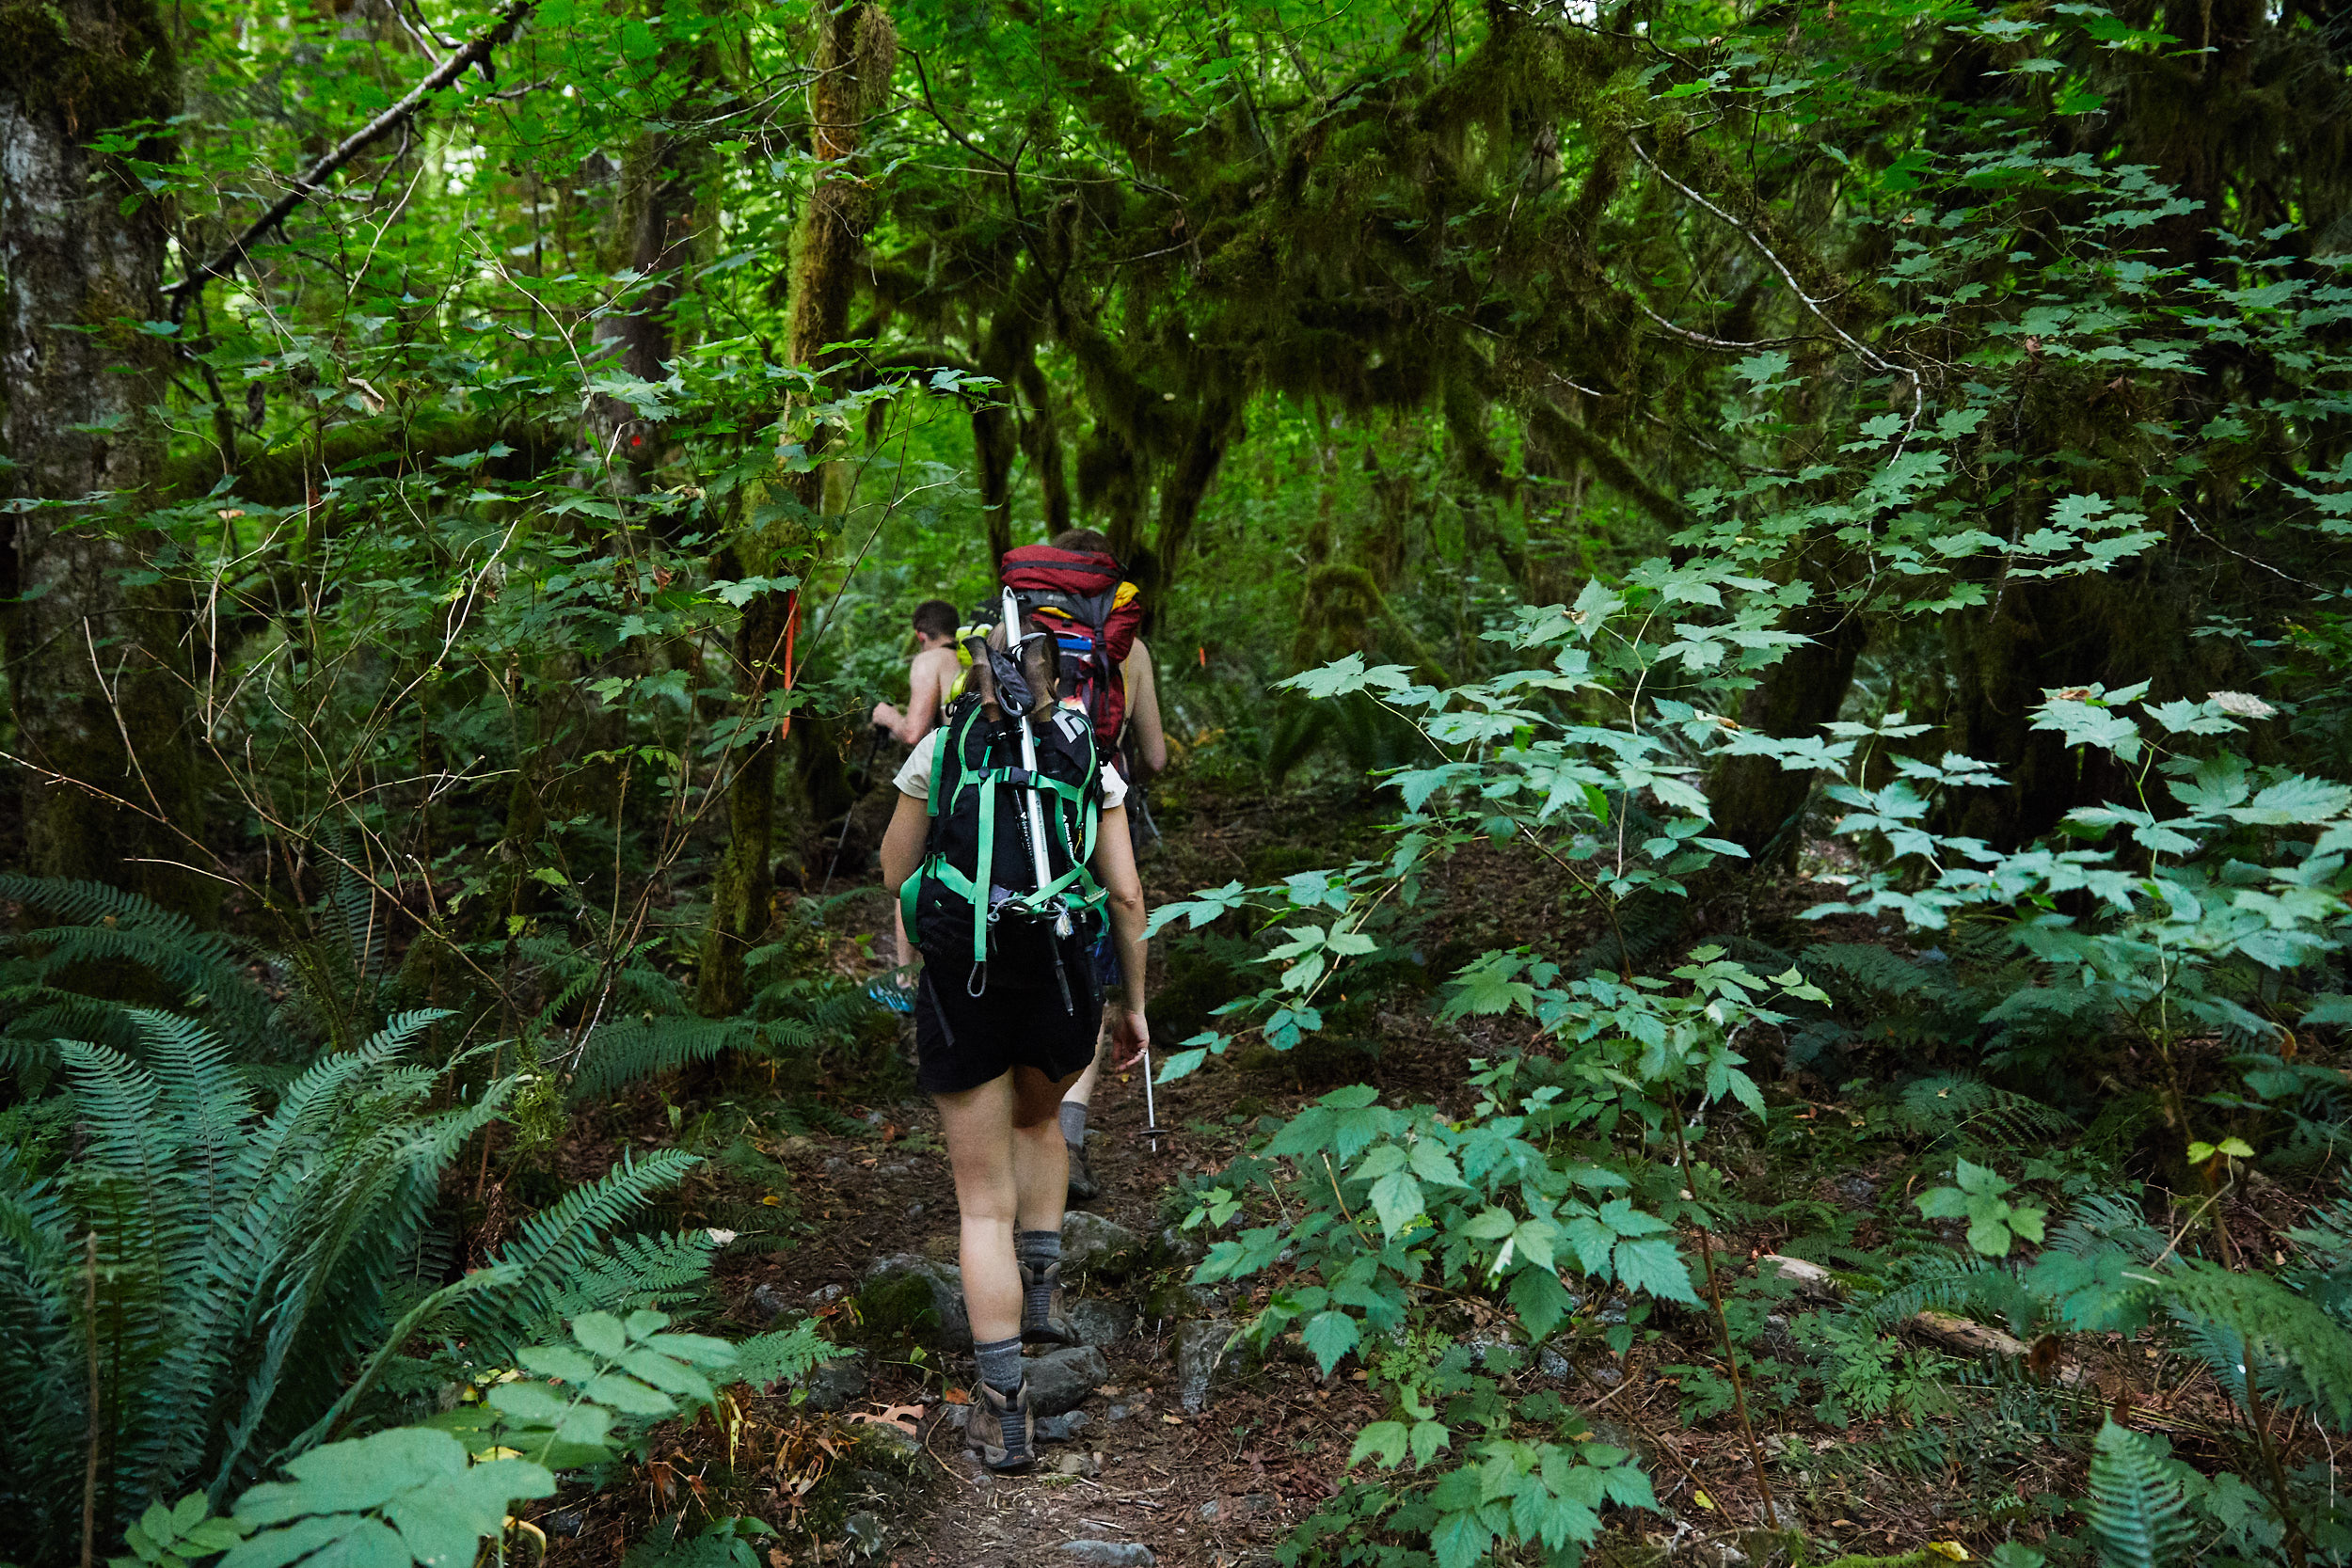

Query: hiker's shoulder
left=893, top=727, right=941, bottom=796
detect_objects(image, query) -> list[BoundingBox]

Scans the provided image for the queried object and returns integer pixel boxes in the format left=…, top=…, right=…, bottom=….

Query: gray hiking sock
left=975, top=1335, right=1025, bottom=1396
left=1017, top=1229, right=1061, bottom=1323
left=1058, top=1100, right=1089, bottom=1150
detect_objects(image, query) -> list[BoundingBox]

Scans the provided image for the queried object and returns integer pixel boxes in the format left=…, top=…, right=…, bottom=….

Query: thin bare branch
left=167, top=0, right=537, bottom=320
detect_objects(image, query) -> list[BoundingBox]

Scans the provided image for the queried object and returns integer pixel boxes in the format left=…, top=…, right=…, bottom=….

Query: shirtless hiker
left=870, top=598, right=960, bottom=745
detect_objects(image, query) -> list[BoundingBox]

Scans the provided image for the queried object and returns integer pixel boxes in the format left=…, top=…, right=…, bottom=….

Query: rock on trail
left=1174, top=1317, right=1241, bottom=1413
left=1026, top=1344, right=1113, bottom=1417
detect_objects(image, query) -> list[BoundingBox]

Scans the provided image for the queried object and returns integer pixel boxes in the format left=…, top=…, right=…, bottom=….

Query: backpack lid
left=1001, top=546, right=1123, bottom=601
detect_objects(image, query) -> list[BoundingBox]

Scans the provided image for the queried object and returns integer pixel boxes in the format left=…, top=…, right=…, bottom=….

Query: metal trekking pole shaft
left=1141, top=1046, right=1159, bottom=1151
left=1001, top=587, right=1072, bottom=938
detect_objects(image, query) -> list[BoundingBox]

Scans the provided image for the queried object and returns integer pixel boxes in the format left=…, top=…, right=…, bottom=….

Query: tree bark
left=1707, top=607, right=1869, bottom=865
left=1014, top=357, right=1071, bottom=541
left=0, top=0, right=207, bottom=917
left=696, top=0, right=893, bottom=1016
left=1936, top=575, right=2164, bottom=850
left=973, top=396, right=1018, bottom=562
left=591, top=4, right=732, bottom=479
left=1147, top=401, right=1237, bottom=599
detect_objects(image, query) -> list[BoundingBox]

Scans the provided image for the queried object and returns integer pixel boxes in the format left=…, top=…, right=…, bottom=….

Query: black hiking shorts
left=912, top=947, right=1102, bottom=1096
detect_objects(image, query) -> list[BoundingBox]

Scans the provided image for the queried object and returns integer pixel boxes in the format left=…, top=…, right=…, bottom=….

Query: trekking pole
left=1001, top=587, right=1071, bottom=942
left=819, top=722, right=889, bottom=894
left=1139, top=1044, right=1167, bottom=1154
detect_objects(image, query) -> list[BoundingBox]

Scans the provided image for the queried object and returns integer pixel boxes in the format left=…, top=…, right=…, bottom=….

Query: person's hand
left=1110, top=1006, right=1150, bottom=1070
left=870, top=700, right=898, bottom=731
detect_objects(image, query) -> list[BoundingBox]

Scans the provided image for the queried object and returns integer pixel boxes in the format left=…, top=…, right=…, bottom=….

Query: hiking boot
left=1065, top=1143, right=1101, bottom=1204
left=1020, top=1259, right=1079, bottom=1348
left=964, top=1379, right=1036, bottom=1472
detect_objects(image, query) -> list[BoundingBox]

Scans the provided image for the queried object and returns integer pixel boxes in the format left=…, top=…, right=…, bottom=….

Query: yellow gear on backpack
left=945, top=623, right=979, bottom=704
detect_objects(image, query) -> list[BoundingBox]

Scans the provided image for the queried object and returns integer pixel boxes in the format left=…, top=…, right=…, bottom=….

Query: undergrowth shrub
left=1162, top=545, right=2352, bottom=1563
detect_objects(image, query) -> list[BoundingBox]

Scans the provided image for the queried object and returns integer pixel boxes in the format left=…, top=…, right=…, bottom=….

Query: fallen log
left=1756, top=1254, right=1844, bottom=1303
left=1911, top=1310, right=2088, bottom=1387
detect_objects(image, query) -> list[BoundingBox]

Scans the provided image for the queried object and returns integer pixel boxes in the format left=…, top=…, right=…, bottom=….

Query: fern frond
left=2085, top=1419, right=2194, bottom=1568
left=624, top=1517, right=754, bottom=1568
left=752, top=976, right=883, bottom=1039
left=132, top=1008, right=255, bottom=1216
left=2285, top=1188, right=2352, bottom=1335
left=0, top=989, right=140, bottom=1058
left=766, top=1097, right=879, bottom=1139
left=548, top=1230, right=719, bottom=1323
left=567, top=1016, right=756, bottom=1101
left=0, top=876, right=274, bottom=1045
left=1565, top=888, right=1685, bottom=979
left=321, top=850, right=390, bottom=991
left=516, top=933, right=681, bottom=1030
left=0, top=1002, right=575, bottom=1550
left=2169, top=1315, right=2301, bottom=1414
left=728, top=1320, right=833, bottom=1390
left=2046, top=1194, right=2167, bottom=1262
left=0, top=1151, right=86, bottom=1483
left=1867, top=1251, right=2037, bottom=1331
left=1894, top=1073, right=2076, bottom=1151
left=1800, top=942, right=1945, bottom=1002
left=2289, top=1195, right=2352, bottom=1260
left=2158, top=1259, right=2352, bottom=1429
left=461, top=1149, right=702, bottom=1357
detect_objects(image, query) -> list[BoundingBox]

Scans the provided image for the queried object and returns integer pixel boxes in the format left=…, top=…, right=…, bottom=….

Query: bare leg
left=1058, top=1026, right=1108, bottom=1114
left=1011, top=1065, right=1075, bottom=1234
left=937, top=1066, right=1083, bottom=1345
left=934, top=1072, right=1021, bottom=1344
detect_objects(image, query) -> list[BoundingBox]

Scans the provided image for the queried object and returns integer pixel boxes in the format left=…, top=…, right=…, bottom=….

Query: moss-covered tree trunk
left=1148, top=402, right=1236, bottom=597
left=1013, top=357, right=1071, bottom=541
left=591, top=4, right=734, bottom=479
left=0, top=0, right=207, bottom=918
left=972, top=392, right=1019, bottom=563
left=696, top=0, right=892, bottom=1015
left=1706, top=607, right=1868, bottom=865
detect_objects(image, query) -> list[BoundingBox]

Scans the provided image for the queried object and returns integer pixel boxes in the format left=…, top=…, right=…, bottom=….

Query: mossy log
left=159, top=411, right=572, bottom=508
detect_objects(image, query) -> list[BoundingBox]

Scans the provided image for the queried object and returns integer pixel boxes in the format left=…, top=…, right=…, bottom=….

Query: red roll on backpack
left=999, top=545, right=1143, bottom=759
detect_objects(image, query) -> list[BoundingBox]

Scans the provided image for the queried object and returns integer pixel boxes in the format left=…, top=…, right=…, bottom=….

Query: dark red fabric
left=1001, top=546, right=1121, bottom=595
left=999, top=546, right=1143, bottom=747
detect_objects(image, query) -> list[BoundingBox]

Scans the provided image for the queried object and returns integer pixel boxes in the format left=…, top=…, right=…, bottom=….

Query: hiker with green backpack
left=876, top=546, right=1152, bottom=1474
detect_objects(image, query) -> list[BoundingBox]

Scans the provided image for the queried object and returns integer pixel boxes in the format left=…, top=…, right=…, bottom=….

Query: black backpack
left=898, top=692, right=1107, bottom=1003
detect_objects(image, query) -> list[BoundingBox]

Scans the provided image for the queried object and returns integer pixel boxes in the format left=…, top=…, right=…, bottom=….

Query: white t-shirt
left=895, top=725, right=1128, bottom=811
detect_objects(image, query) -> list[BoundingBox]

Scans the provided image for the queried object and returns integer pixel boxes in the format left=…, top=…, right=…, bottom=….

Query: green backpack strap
left=903, top=706, right=1110, bottom=988
left=900, top=706, right=968, bottom=934
left=1002, top=722, right=1108, bottom=921
left=899, top=705, right=995, bottom=981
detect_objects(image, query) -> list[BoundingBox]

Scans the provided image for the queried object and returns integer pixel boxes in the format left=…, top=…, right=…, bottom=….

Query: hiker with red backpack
left=1014, top=531, right=1169, bottom=1203
left=877, top=543, right=1152, bottom=1473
